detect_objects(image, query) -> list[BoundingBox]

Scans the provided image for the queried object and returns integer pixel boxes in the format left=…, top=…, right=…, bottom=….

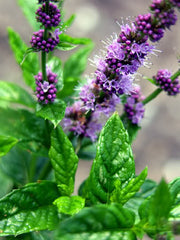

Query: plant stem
left=142, top=68, right=180, bottom=105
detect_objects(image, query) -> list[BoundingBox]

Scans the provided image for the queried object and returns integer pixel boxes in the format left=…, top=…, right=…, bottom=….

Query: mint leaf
left=0, top=136, right=18, bottom=157
left=54, top=196, right=85, bottom=215
left=55, top=203, right=135, bottom=238
left=49, top=125, right=79, bottom=195
left=18, top=0, right=40, bottom=31
left=8, top=28, right=39, bottom=90
left=111, top=167, right=148, bottom=205
left=0, top=181, right=60, bottom=236
left=36, top=100, right=66, bottom=128
left=60, top=34, right=92, bottom=45
left=85, top=112, right=135, bottom=204
left=0, top=81, right=35, bottom=108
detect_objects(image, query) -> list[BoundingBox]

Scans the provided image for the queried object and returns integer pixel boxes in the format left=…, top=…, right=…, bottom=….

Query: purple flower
left=153, top=69, right=180, bottom=95
left=30, top=29, right=59, bottom=53
left=170, top=0, right=180, bottom=8
left=35, top=67, right=58, bottom=104
left=36, top=2, right=61, bottom=28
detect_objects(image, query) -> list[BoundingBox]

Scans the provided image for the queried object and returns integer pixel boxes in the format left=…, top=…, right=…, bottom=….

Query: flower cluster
left=124, top=86, right=145, bottom=124
left=36, top=2, right=61, bottom=28
left=30, top=29, right=60, bottom=53
left=170, top=0, right=180, bottom=8
left=153, top=69, right=180, bottom=95
left=135, top=0, right=177, bottom=42
left=35, top=67, right=58, bottom=104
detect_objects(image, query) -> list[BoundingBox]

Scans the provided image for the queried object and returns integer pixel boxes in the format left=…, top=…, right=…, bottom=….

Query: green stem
left=28, top=154, right=37, bottom=182
left=142, top=68, right=180, bottom=105
left=41, top=51, right=47, bottom=81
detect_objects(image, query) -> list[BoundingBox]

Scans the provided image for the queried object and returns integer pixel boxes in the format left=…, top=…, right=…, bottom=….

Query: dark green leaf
left=54, top=196, right=85, bottom=215
left=111, top=167, right=148, bottom=205
left=0, top=181, right=60, bottom=236
left=49, top=125, right=79, bottom=195
left=84, top=112, right=135, bottom=204
left=8, top=28, right=39, bottom=90
left=135, top=179, right=157, bottom=199
left=18, top=0, right=40, bottom=31
left=36, top=100, right=66, bottom=127
left=60, top=43, right=94, bottom=98
left=0, top=169, right=13, bottom=198
left=0, top=145, right=31, bottom=185
left=0, top=81, right=35, bottom=108
left=0, top=136, right=18, bottom=157
left=55, top=203, right=135, bottom=238
left=0, top=107, right=46, bottom=153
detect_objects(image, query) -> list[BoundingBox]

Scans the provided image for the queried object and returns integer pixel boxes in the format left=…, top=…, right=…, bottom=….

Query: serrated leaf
left=36, top=100, right=66, bottom=127
left=0, top=136, right=18, bottom=157
left=55, top=203, right=135, bottom=238
left=60, top=43, right=94, bottom=99
left=49, top=125, right=79, bottom=195
left=18, top=0, right=40, bottom=31
left=8, top=28, right=39, bottom=90
left=0, top=181, right=60, bottom=236
left=135, top=179, right=157, bottom=199
left=169, top=177, right=180, bottom=204
left=54, top=196, right=85, bottom=215
left=0, top=81, right=35, bottom=108
left=0, top=107, right=46, bottom=153
left=84, top=112, right=135, bottom=204
left=111, top=167, right=148, bottom=205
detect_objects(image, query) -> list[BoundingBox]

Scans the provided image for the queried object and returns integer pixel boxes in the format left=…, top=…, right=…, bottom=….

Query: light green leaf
left=0, top=136, right=18, bottom=157
left=57, top=42, right=78, bottom=51
left=111, top=167, right=148, bottom=205
left=60, top=34, right=92, bottom=45
left=55, top=203, right=135, bottom=239
left=36, top=100, right=66, bottom=127
left=0, top=81, right=35, bottom=108
left=8, top=27, right=39, bottom=90
left=60, top=43, right=94, bottom=98
left=49, top=125, right=79, bottom=195
left=0, top=181, right=60, bottom=236
left=54, top=196, right=85, bottom=215
left=18, top=0, right=40, bottom=31
left=84, top=112, right=135, bottom=204
left=60, top=14, right=76, bottom=32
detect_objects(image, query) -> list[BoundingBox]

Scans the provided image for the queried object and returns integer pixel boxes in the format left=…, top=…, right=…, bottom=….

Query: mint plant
left=0, top=0, right=180, bottom=239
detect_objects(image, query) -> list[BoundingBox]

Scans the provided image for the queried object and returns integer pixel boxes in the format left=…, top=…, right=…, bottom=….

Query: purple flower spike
left=153, top=69, right=180, bottom=96
left=36, top=2, right=61, bottom=28
left=30, top=29, right=59, bottom=53
left=35, top=68, right=58, bottom=104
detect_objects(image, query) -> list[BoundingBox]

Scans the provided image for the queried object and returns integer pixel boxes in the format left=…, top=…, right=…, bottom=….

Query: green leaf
left=60, top=14, right=76, bottom=31
left=139, top=179, right=172, bottom=226
left=135, top=179, right=157, bottom=199
left=143, top=76, right=156, bottom=85
left=8, top=27, right=39, bottom=90
left=36, top=100, right=66, bottom=128
left=0, top=145, right=31, bottom=185
left=57, top=42, right=78, bottom=51
left=0, top=107, right=46, bottom=153
left=84, top=112, right=135, bottom=204
left=47, top=56, right=63, bottom=92
left=0, top=135, right=18, bottom=157
left=0, top=81, right=35, bottom=108
left=111, top=167, right=148, bottom=205
left=53, top=196, right=85, bottom=215
left=55, top=203, right=135, bottom=238
left=169, top=178, right=180, bottom=219
left=49, top=125, right=79, bottom=195
left=18, top=0, right=40, bottom=31
left=0, top=181, right=60, bottom=236
left=60, top=43, right=94, bottom=98
left=0, top=168, right=13, bottom=198
left=60, top=34, right=92, bottom=45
